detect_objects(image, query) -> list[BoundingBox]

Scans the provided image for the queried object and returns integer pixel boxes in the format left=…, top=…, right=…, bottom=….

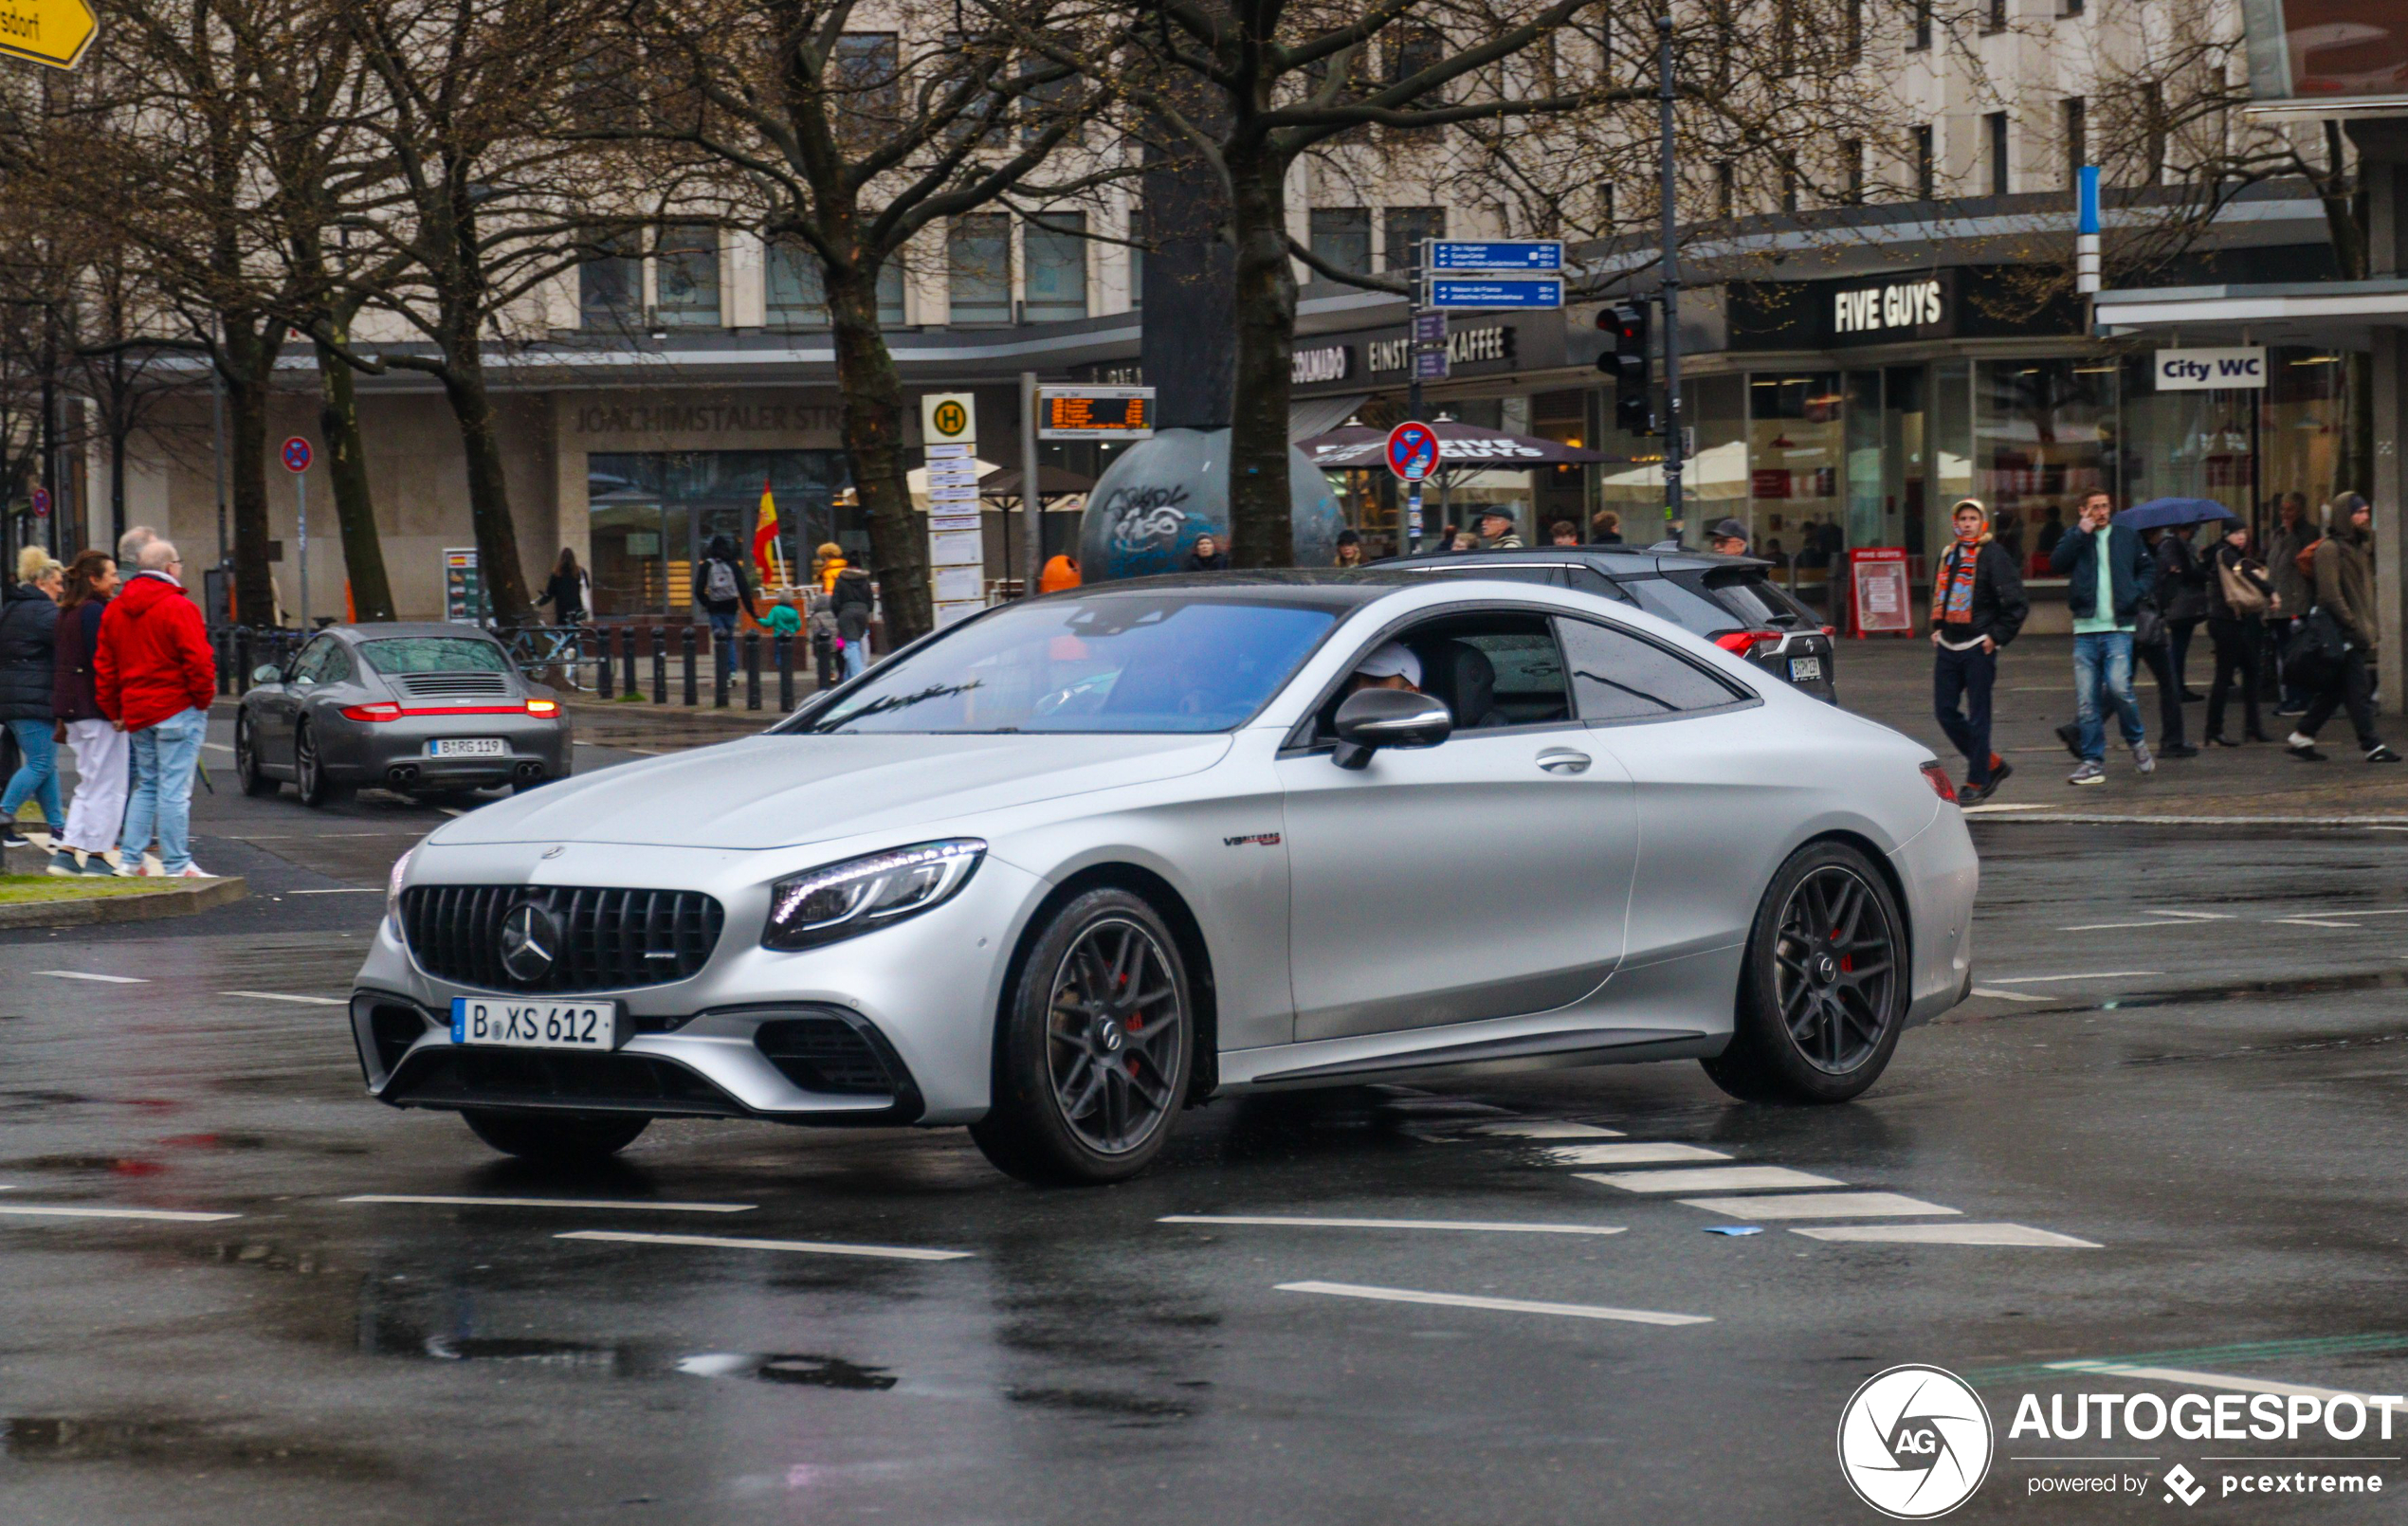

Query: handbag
left=2217, top=556, right=2271, bottom=618
left=2132, top=595, right=2165, bottom=649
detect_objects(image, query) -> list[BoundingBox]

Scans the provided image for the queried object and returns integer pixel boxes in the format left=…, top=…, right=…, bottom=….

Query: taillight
left=1921, top=761, right=1958, bottom=803
left=525, top=699, right=560, bottom=718
left=340, top=701, right=402, bottom=722
left=1711, top=629, right=1780, bottom=656
left=1821, top=625, right=1836, bottom=637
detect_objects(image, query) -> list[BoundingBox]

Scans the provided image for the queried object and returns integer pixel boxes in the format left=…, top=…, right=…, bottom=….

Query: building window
left=1598, top=182, right=1615, bottom=230
left=1020, top=64, right=1085, bottom=147
left=2060, top=0, right=2083, bottom=13
left=765, top=240, right=830, bottom=328
left=1844, top=0, right=1863, bottom=63
left=1715, top=161, right=1734, bottom=219
left=2063, top=97, right=2086, bottom=187
left=1987, top=111, right=2009, bottom=195
left=1024, top=213, right=1088, bottom=322
left=1913, top=125, right=1935, bottom=201
left=579, top=230, right=640, bottom=329
left=875, top=261, right=906, bottom=327
left=948, top=214, right=1012, bottom=323
left=1910, top=0, right=1931, bottom=51
left=1983, top=0, right=2006, bottom=33
left=655, top=227, right=721, bottom=328
left=2142, top=82, right=2165, bottom=186
left=1841, top=138, right=1865, bottom=203
left=831, top=33, right=902, bottom=129
left=1383, top=206, right=1445, bottom=271
left=1127, top=202, right=1145, bottom=309
left=1308, top=208, right=1371, bottom=280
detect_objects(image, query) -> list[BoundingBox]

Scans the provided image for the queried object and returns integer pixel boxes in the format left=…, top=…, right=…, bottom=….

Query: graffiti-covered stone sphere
left=1077, top=427, right=1341, bottom=580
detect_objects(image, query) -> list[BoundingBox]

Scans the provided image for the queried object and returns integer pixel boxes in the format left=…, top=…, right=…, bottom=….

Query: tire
left=462, top=1108, right=648, bottom=1166
left=970, top=887, right=1195, bottom=1185
left=1702, top=840, right=1908, bottom=1104
left=293, top=720, right=351, bottom=808
left=235, top=715, right=279, bottom=796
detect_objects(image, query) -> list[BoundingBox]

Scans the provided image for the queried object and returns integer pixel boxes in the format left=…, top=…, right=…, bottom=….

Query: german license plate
left=429, top=737, right=508, bottom=757
left=450, top=997, right=617, bottom=1050
left=1789, top=656, right=1824, bottom=681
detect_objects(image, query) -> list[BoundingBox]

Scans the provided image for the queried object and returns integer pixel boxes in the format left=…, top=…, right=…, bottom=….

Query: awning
left=1289, top=392, right=1371, bottom=444
left=2094, top=278, right=2408, bottom=346
left=1298, top=420, right=1610, bottom=471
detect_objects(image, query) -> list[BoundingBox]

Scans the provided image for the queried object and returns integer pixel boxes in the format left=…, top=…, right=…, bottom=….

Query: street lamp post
left=1657, top=14, right=1684, bottom=545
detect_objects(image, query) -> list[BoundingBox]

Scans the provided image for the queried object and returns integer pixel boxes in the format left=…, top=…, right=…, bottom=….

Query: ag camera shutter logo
left=1837, top=1365, right=1994, bottom=1518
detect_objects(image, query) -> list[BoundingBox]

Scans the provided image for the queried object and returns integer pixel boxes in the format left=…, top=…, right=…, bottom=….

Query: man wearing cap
left=1707, top=518, right=1751, bottom=557
left=1349, top=642, right=1423, bottom=696
left=1474, top=508, right=1524, bottom=551
left=1929, top=498, right=2028, bottom=804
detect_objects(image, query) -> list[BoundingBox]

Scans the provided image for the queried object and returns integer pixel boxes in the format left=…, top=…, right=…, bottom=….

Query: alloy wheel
left=1045, top=917, right=1183, bottom=1154
left=297, top=725, right=319, bottom=796
left=1771, top=864, right=1899, bottom=1074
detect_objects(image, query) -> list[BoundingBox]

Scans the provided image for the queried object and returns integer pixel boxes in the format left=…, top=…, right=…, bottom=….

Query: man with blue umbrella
left=2051, top=489, right=2157, bottom=785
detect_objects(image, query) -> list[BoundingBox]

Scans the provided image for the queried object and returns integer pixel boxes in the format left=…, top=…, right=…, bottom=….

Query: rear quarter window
left=1623, top=575, right=1735, bottom=636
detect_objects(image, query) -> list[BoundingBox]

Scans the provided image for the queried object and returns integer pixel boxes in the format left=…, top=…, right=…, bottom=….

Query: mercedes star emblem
left=499, top=901, right=560, bottom=985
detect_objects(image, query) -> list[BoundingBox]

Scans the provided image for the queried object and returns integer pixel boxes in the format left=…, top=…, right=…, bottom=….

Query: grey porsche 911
left=236, top=625, right=571, bottom=806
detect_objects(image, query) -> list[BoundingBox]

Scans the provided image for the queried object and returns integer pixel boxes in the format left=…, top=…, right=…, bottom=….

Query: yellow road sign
left=0, top=0, right=99, bottom=70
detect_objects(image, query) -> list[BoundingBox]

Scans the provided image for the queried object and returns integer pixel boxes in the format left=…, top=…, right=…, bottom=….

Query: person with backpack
left=695, top=535, right=757, bottom=643
left=830, top=562, right=876, bottom=681
left=2264, top=493, right=2318, bottom=715
left=2286, top=494, right=2399, bottom=763
left=0, top=547, right=64, bottom=849
left=2201, top=519, right=2272, bottom=747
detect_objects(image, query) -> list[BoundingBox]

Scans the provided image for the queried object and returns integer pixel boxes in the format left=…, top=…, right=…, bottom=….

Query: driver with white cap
left=1347, top=641, right=1423, bottom=696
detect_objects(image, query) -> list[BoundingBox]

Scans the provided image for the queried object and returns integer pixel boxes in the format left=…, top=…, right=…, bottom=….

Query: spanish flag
left=752, top=478, right=786, bottom=590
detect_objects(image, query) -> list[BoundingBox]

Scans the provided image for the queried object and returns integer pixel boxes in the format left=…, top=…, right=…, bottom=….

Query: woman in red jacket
left=95, top=541, right=219, bottom=878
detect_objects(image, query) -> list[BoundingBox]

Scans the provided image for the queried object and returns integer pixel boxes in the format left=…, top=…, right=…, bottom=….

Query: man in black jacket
left=1930, top=499, right=2029, bottom=803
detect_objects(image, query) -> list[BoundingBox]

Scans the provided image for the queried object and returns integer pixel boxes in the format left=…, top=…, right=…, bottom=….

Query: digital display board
left=2243, top=0, right=2408, bottom=106
left=1037, top=387, right=1155, bottom=440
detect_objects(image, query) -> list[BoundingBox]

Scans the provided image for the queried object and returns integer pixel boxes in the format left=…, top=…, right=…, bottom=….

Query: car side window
left=1312, top=609, right=1574, bottom=740
left=318, top=643, right=354, bottom=684
left=1562, top=565, right=1638, bottom=605
left=1624, top=575, right=1733, bottom=636
left=1558, top=617, right=1748, bottom=722
left=291, top=638, right=335, bottom=685
left=1402, top=564, right=1565, bottom=589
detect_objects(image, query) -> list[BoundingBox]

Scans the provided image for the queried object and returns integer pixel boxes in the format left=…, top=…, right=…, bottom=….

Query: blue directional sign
left=1425, top=240, right=1564, bottom=272
left=1426, top=277, right=1564, bottom=310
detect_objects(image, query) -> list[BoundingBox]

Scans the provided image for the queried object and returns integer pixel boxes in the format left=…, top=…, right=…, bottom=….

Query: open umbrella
left=1299, top=420, right=1608, bottom=470
left=2114, top=497, right=2238, bottom=531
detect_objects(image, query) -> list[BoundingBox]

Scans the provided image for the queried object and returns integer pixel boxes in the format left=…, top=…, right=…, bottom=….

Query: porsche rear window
left=358, top=638, right=512, bottom=675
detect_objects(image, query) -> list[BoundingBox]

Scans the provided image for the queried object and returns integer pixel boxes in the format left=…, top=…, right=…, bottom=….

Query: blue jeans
left=706, top=609, right=738, bottom=642
left=2072, top=631, right=2146, bottom=761
left=1, top=717, right=64, bottom=831
left=120, top=707, right=209, bottom=874
left=841, top=640, right=867, bottom=681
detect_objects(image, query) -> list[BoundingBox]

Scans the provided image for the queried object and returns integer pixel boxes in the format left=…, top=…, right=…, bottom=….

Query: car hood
left=428, top=731, right=1233, bottom=850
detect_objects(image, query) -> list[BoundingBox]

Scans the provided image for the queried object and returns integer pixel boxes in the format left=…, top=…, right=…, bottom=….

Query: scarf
left=1936, top=530, right=1987, bottom=624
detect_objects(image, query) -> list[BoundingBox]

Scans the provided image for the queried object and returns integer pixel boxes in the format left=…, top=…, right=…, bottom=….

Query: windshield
left=358, top=638, right=512, bottom=675
left=801, top=596, right=1337, bottom=734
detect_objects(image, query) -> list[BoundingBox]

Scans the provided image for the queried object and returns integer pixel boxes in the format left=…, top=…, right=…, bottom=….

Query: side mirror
left=250, top=664, right=282, bottom=684
left=1331, top=687, right=1452, bottom=771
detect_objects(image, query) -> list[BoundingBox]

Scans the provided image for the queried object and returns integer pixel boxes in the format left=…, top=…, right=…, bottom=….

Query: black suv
left=1377, top=545, right=1839, bottom=702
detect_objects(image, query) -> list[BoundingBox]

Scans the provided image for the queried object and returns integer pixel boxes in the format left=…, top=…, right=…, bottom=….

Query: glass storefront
left=1974, top=357, right=2118, bottom=570
left=587, top=450, right=852, bottom=618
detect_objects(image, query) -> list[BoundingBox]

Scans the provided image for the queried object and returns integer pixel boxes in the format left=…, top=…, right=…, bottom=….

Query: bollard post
left=744, top=632, right=761, bottom=711
left=714, top=630, right=731, bottom=708
left=651, top=627, right=667, bottom=703
left=775, top=634, right=794, bottom=712
left=234, top=627, right=253, bottom=690
left=682, top=626, right=699, bottom=706
left=619, top=627, right=636, bottom=699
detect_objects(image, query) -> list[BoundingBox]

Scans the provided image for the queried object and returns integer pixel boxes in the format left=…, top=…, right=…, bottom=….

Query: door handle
left=1537, top=748, right=1592, bottom=775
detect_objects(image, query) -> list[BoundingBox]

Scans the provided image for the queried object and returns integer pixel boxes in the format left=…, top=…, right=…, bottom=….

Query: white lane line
left=1466, top=1121, right=1625, bottom=1139
left=2061, top=918, right=2210, bottom=932
left=1984, top=972, right=2165, bottom=985
left=287, top=888, right=383, bottom=896
left=2047, top=1362, right=2391, bottom=1405
left=438, top=807, right=466, bottom=818
left=1792, top=1223, right=2098, bottom=1247
left=33, top=971, right=148, bottom=984
left=1159, top=1215, right=1625, bottom=1236
left=199, top=742, right=234, bottom=754
left=1544, top=1142, right=1732, bottom=1167
left=556, top=1229, right=968, bottom=1262
left=347, top=1194, right=754, bottom=1213
left=1970, top=988, right=2055, bottom=1003
left=2142, top=909, right=2235, bottom=919
left=0, top=1205, right=240, bottom=1223
left=1961, top=802, right=2049, bottom=814
left=1682, top=1192, right=1960, bottom=1220
left=2271, top=917, right=2367, bottom=929
left=223, top=990, right=347, bottom=1007
left=1578, top=1166, right=1846, bottom=1193
left=1276, top=1281, right=1709, bottom=1327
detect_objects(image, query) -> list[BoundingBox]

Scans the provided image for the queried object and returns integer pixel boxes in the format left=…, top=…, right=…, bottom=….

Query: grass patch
left=0, top=874, right=183, bottom=905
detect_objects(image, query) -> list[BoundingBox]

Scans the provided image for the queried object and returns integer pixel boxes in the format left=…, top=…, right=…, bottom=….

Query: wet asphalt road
left=3, top=715, right=2407, bottom=1521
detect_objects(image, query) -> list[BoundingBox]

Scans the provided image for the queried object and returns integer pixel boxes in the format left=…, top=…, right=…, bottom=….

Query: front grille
left=755, top=1017, right=895, bottom=1095
left=400, top=885, right=723, bottom=993
left=386, top=1047, right=739, bottom=1117
left=398, top=671, right=512, bottom=698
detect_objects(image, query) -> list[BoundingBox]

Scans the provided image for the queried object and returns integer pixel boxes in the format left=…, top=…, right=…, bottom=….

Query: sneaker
left=1975, top=758, right=2014, bottom=802
left=2054, top=721, right=2085, bottom=760
left=45, top=848, right=81, bottom=878
left=77, top=853, right=119, bottom=877
left=1955, top=783, right=1983, bottom=807
left=171, top=864, right=216, bottom=880
left=2288, top=732, right=2326, bottom=761
left=115, top=861, right=149, bottom=878
left=0, top=822, right=26, bottom=848
left=2160, top=742, right=2198, bottom=759
left=2369, top=745, right=2403, bottom=764
left=2132, top=741, right=2156, bottom=774
left=2068, top=760, right=2106, bottom=786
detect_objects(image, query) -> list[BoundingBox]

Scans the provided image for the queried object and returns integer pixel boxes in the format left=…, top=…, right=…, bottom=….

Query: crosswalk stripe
left=1276, top=1281, right=1710, bottom=1327
left=556, top=1229, right=969, bottom=1262
left=345, top=1194, right=753, bottom=1213
left=1682, top=1191, right=1959, bottom=1220
left=224, top=990, right=346, bottom=1006
left=1578, top=1166, right=1846, bottom=1193
left=0, top=1204, right=240, bottom=1223
left=1544, top=1142, right=1732, bottom=1167
left=34, top=971, right=147, bottom=984
left=2047, top=1362, right=2386, bottom=1405
left=1160, top=1215, right=1625, bottom=1236
left=1792, top=1223, right=2096, bottom=1247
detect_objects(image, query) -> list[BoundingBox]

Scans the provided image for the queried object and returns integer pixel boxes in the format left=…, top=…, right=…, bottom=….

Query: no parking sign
left=281, top=437, right=313, bottom=473
left=1385, top=421, right=1439, bottom=482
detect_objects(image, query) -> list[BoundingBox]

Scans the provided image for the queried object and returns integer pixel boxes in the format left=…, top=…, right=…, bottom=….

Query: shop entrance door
left=1885, top=366, right=1928, bottom=565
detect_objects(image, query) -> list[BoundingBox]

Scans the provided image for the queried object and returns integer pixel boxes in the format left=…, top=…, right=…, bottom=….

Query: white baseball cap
left=1356, top=642, right=1423, bottom=685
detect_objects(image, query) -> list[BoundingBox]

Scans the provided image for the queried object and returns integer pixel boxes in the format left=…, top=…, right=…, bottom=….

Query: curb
left=1964, top=811, right=2408, bottom=828
left=0, top=876, right=248, bottom=930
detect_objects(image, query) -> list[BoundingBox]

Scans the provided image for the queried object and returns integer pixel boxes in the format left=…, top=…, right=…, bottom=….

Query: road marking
left=2061, top=917, right=2225, bottom=932
left=1970, top=988, right=2055, bottom=1003
left=287, top=888, right=383, bottom=896
left=1276, top=1281, right=1709, bottom=1327
left=199, top=742, right=233, bottom=754
left=1682, top=1192, right=1960, bottom=1220
left=2046, top=1361, right=2390, bottom=1405
left=2271, top=917, right=2367, bottom=929
left=1792, top=1223, right=2097, bottom=1247
left=1465, top=1121, right=1625, bottom=1139
left=1984, top=972, right=2164, bottom=985
left=1578, top=1166, right=1846, bottom=1193
left=223, top=990, right=346, bottom=1006
left=438, top=808, right=466, bottom=818
left=556, top=1229, right=968, bottom=1262
left=347, top=1194, right=754, bottom=1213
left=0, top=1205, right=240, bottom=1223
left=33, top=971, right=147, bottom=984
left=1544, top=1142, right=1732, bottom=1167
left=1159, top=1215, right=1625, bottom=1236
left=1961, top=802, right=2049, bottom=814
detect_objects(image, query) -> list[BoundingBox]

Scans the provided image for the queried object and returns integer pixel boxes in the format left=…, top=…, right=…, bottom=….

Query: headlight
left=763, top=839, right=985, bottom=951
left=387, top=846, right=414, bottom=931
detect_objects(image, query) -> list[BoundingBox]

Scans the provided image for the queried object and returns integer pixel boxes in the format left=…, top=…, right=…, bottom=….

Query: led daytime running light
left=763, top=839, right=986, bottom=951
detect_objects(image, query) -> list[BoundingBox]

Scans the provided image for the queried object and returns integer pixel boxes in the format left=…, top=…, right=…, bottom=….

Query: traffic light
left=1596, top=302, right=1653, bottom=435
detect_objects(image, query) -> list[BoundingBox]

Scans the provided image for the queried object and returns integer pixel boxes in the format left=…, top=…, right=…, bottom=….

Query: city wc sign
left=2155, top=348, right=2267, bottom=391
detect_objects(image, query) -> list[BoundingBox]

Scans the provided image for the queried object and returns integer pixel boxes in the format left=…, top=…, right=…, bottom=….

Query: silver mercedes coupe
left=350, top=573, right=1978, bottom=1183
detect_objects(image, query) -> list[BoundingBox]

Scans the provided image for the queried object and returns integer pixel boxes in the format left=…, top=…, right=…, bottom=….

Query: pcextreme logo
left=1837, top=1365, right=1995, bottom=1519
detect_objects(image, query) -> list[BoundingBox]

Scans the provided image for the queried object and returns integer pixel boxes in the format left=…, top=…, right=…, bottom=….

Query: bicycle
left=498, top=625, right=593, bottom=692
